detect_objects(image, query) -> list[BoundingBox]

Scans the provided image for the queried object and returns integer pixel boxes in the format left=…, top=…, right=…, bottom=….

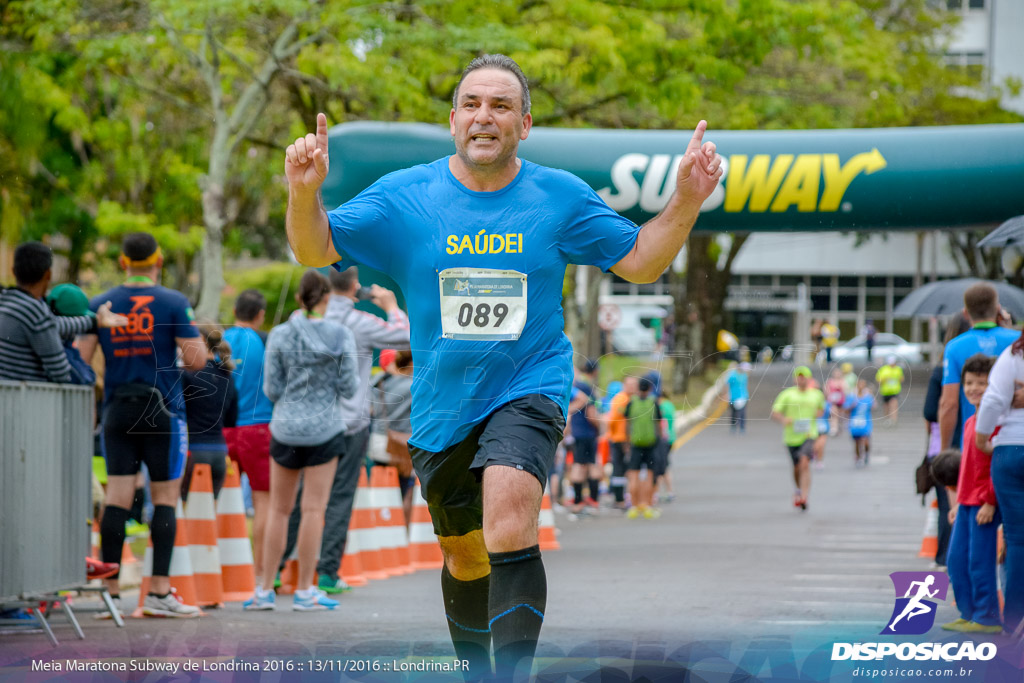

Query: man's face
left=450, top=68, right=532, bottom=171
left=623, top=377, right=639, bottom=395
left=963, top=372, right=989, bottom=407
left=796, top=374, right=809, bottom=390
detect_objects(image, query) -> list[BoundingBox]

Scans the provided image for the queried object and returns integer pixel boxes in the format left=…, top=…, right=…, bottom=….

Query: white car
left=611, top=305, right=669, bottom=355
left=817, top=332, right=925, bottom=365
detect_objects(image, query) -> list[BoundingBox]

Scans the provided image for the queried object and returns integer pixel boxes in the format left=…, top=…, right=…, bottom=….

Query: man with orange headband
left=78, top=232, right=208, bottom=618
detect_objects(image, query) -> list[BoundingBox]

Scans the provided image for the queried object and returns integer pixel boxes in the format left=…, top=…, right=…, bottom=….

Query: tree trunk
left=673, top=233, right=749, bottom=389
left=583, top=266, right=604, bottom=359
left=196, top=175, right=226, bottom=320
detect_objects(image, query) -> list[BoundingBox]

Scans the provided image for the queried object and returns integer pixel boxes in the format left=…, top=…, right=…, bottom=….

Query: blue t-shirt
left=846, top=393, right=875, bottom=438
left=570, top=380, right=599, bottom=440
left=90, top=284, right=199, bottom=417
left=328, top=157, right=641, bottom=451
left=942, top=325, right=1019, bottom=448
left=817, top=402, right=831, bottom=435
left=727, top=370, right=749, bottom=402
left=223, top=326, right=274, bottom=426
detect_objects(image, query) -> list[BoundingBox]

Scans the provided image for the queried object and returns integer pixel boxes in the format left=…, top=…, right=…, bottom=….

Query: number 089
left=457, top=303, right=509, bottom=328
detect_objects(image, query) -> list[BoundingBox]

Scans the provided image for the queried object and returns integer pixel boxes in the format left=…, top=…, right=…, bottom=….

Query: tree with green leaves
left=3, top=0, right=1020, bottom=357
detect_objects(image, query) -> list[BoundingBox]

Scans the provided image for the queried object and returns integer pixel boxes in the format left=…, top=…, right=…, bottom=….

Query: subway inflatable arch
left=321, top=122, right=1024, bottom=230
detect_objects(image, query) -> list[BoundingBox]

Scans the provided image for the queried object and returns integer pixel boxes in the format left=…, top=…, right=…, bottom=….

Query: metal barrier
left=0, top=381, right=92, bottom=602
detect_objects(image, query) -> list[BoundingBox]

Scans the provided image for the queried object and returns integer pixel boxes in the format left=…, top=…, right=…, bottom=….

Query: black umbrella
left=978, top=215, right=1024, bottom=248
left=893, top=278, right=1024, bottom=319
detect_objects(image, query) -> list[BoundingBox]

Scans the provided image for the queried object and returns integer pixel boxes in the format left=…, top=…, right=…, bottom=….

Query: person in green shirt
left=771, top=366, right=826, bottom=511
left=655, top=391, right=677, bottom=503
left=875, top=355, right=905, bottom=426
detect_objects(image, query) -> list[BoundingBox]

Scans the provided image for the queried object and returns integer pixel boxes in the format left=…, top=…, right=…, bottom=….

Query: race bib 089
left=438, top=268, right=527, bottom=341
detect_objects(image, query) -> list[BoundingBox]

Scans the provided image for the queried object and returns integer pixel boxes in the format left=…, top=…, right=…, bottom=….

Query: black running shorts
left=572, top=437, right=598, bottom=466
left=409, top=394, right=565, bottom=538
left=102, top=383, right=187, bottom=482
left=653, top=440, right=671, bottom=477
left=628, top=443, right=658, bottom=471
left=269, top=430, right=345, bottom=470
left=787, top=439, right=815, bottom=465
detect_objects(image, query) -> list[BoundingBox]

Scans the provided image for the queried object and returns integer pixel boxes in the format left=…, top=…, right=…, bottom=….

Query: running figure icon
left=888, top=575, right=939, bottom=632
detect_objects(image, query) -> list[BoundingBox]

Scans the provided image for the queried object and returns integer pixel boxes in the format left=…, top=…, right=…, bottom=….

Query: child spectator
left=180, top=323, right=238, bottom=501
left=930, top=448, right=962, bottom=489
left=846, top=379, right=875, bottom=467
left=45, top=284, right=98, bottom=385
left=943, top=353, right=1002, bottom=634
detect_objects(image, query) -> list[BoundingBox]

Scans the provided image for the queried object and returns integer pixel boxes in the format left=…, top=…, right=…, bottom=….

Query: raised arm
left=285, top=113, right=341, bottom=267
left=611, top=120, right=723, bottom=283
left=938, top=383, right=960, bottom=449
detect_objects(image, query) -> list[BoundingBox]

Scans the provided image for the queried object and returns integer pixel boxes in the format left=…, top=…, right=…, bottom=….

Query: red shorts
left=224, top=423, right=271, bottom=492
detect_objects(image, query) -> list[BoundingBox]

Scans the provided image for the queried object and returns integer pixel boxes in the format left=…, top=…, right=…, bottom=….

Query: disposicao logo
left=883, top=571, right=948, bottom=635
left=831, top=571, right=998, bottom=663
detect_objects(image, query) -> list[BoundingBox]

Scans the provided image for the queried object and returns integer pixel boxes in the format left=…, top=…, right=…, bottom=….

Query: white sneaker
left=142, top=589, right=201, bottom=618
left=243, top=588, right=276, bottom=611
left=293, top=587, right=339, bottom=611
left=95, top=596, right=124, bottom=620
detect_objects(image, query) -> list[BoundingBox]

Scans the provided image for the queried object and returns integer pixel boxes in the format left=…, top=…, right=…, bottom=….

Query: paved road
left=0, top=364, right=978, bottom=677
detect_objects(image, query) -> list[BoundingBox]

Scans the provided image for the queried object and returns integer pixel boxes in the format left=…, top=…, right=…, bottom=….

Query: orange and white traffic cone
left=598, top=435, right=610, bottom=468
left=340, top=531, right=368, bottom=587
left=353, top=468, right=388, bottom=580
left=90, top=519, right=100, bottom=560
left=384, top=467, right=413, bottom=575
left=918, top=498, right=939, bottom=559
left=538, top=487, right=560, bottom=552
left=133, top=500, right=202, bottom=617
left=409, top=478, right=444, bottom=571
left=184, top=463, right=224, bottom=608
left=216, top=460, right=255, bottom=602
left=370, top=466, right=403, bottom=577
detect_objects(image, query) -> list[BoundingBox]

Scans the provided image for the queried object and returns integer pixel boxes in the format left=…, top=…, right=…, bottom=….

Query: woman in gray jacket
left=245, top=270, right=356, bottom=612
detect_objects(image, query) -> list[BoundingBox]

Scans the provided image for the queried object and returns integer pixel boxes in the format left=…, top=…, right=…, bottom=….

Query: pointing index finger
left=686, top=120, right=708, bottom=155
left=316, top=112, right=328, bottom=153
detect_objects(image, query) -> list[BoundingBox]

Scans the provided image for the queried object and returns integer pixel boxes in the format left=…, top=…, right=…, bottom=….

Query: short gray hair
left=452, top=54, right=531, bottom=115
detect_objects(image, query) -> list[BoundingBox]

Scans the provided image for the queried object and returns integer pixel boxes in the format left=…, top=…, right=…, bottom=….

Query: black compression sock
left=100, top=505, right=130, bottom=578
left=441, top=565, right=492, bottom=681
left=572, top=483, right=584, bottom=505
left=129, top=487, right=145, bottom=523
left=150, top=505, right=176, bottom=577
left=588, top=479, right=601, bottom=501
left=488, top=545, right=546, bottom=681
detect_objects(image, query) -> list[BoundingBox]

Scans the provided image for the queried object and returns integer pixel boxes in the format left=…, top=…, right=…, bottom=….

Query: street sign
left=598, top=303, right=622, bottom=331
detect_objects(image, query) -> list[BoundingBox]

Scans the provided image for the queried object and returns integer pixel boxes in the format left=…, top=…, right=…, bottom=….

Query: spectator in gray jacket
left=247, top=270, right=356, bottom=612
left=0, top=241, right=124, bottom=383
left=283, top=265, right=410, bottom=595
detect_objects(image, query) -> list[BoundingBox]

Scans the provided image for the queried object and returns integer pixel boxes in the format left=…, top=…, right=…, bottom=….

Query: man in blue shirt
left=940, top=283, right=1019, bottom=451
left=222, top=289, right=275, bottom=599
left=284, top=54, right=722, bottom=679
